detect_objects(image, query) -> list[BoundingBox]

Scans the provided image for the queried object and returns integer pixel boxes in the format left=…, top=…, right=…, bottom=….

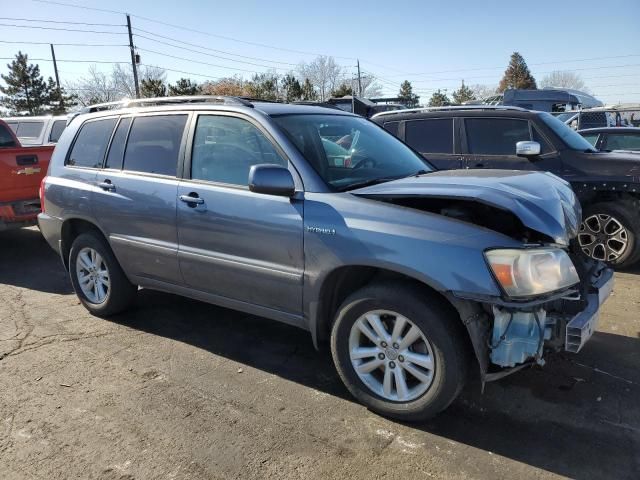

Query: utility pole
left=126, top=14, right=140, bottom=98
left=356, top=59, right=362, bottom=97
left=50, top=44, right=64, bottom=111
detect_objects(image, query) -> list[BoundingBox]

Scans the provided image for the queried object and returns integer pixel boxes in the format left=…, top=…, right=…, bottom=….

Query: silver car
left=39, top=96, right=613, bottom=420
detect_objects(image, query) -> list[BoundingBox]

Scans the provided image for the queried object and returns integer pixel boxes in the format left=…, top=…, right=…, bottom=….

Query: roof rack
left=371, top=104, right=528, bottom=119
left=80, top=95, right=254, bottom=113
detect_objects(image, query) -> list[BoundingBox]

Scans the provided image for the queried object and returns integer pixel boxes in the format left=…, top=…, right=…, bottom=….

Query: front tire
left=578, top=201, right=640, bottom=268
left=330, top=282, right=469, bottom=421
left=69, top=232, right=137, bottom=316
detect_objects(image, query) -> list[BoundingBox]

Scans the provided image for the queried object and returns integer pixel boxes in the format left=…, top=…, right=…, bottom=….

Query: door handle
left=179, top=194, right=204, bottom=206
left=474, top=163, right=485, bottom=168
left=97, top=180, right=115, bottom=191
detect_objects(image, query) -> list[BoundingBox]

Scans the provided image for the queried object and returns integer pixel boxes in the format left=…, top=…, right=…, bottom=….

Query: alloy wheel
left=348, top=309, right=435, bottom=402
left=75, top=247, right=110, bottom=304
left=578, top=213, right=629, bottom=262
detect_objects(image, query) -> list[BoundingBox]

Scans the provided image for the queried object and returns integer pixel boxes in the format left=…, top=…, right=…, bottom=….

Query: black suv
left=372, top=106, right=640, bottom=268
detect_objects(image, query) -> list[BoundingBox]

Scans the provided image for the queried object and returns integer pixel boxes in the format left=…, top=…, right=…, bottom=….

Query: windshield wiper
left=337, top=176, right=402, bottom=192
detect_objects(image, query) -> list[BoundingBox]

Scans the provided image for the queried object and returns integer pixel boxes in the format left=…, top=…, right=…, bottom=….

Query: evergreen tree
left=331, top=82, right=353, bottom=97
left=428, top=89, right=451, bottom=107
left=168, top=78, right=200, bottom=96
left=0, top=52, right=54, bottom=114
left=281, top=74, right=303, bottom=102
left=498, top=52, right=537, bottom=92
left=398, top=80, right=420, bottom=107
left=140, top=78, right=167, bottom=98
left=301, top=78, right=317, bottom=101
left=452, top=80, right=475, bottom=104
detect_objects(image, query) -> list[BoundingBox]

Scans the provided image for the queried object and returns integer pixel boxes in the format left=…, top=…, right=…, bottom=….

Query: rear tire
left=69, top=232, right=137, bottom=316
left=578, top=201, right=640, bottom=268
left=330, top=281, right=469, bottom=421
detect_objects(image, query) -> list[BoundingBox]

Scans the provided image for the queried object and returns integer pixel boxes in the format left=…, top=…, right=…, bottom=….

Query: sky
left=1, top=0, right=639, bottom=104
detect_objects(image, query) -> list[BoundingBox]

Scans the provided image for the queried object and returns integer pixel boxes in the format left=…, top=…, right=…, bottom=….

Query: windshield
left=272, top=114, right=432, bottom=190
left=539, top=112, right=597, bottom=152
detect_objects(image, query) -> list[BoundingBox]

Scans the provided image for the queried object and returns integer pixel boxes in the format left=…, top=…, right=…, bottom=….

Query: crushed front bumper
left=565, top=266, right=614, bottom=353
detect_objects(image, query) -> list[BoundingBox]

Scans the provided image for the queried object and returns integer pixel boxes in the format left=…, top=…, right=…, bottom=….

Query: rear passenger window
left=49, top=120, right=66, bottom=143
left=606, top=134, right=640, bottom=151
left=0, top=124, right=17, bottom=147
left=191, top=115, right=287, bottom=186
left=383, top=121, right=399, bottom=136
left=104, top=117, right=131, bottom=170
left=405, top=119, right=454, bottom=154
left=67, top=118, right=117, bottom=168
left=123, top=115, right=187, bottom=176
left=465, top=118, right=530, bottom=155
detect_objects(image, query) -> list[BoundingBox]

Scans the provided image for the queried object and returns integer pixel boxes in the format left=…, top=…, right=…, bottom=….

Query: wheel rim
left=348, top=310, right=435, bottom=402
left=75, top=247, right=110, bottom=304
left=578, top=213, right=630, bottom=262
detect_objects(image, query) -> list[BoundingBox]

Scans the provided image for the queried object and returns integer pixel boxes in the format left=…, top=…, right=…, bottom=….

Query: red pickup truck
left=0, top=119, right=54, bottom=231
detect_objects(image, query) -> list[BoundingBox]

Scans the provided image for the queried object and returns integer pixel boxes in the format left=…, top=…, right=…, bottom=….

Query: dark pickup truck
left=0, top=119, right=53, bottom=231
left=372, top=106, right=640, bottom=268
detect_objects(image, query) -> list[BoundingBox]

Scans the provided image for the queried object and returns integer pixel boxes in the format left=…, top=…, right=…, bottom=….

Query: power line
left=133, top=33, right=298, bottom=67
left=0, top=16, right=124, bottom=27
left=136, top=47, right=287, bottom=74
left=138, top=63, right=222, bottom=81
left=0, top=40, right=128, bottom=47
left=0, top=23, right=126, bottom=34
left=0, top=57, right=129, bottom=64
left=31, top=0, right=124, bottom=15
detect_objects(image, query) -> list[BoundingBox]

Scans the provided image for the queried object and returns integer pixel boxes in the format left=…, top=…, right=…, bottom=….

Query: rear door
left=92, top=113, right=189, bottom=285
left=176, top=112, right=304, bottom=316
left=403, top=118, right=462, bottom=170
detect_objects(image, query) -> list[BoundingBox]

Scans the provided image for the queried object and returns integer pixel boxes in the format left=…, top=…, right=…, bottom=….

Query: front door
left=462, top=117, right=537, bottom=170
left=177, top=113, right=304, bottom=316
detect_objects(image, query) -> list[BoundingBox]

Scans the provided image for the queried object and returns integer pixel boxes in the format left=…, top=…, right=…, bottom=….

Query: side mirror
left=516, top=141, right=541, bottom=157
left=248, top=164, right=295, bottom=197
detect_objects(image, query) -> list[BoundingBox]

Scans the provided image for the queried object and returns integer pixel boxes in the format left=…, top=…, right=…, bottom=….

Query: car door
left=92, top=113, right=189, bottom=285
left=462, top=117, right=535, bottom=170
left=177, top=113, right=304, bottom=316
left=403, top=118, right=462, bottom=170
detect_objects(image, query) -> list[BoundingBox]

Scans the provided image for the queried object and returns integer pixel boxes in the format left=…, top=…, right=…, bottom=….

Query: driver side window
left=191, top=115, right=287, bottom=186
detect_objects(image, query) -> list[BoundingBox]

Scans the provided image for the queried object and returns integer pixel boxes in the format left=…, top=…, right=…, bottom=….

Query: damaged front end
left=448, top=249, right=613, bottom=383
left=352, top=169, right=613, bottom=382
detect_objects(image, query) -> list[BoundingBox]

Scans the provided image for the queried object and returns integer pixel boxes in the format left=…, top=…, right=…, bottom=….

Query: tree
left=540, top=71, right=588, bottom=92
left=452, top=80, right=475, bottom=104
left=428, top=89, right=451, bottom=107
left=281, top=74, right=303, bottom=102
left=331, top=82, right=353, bottom=97
left=357, top=75, right=383, bottom=98
left=468, top=84, right=498, bottom=101
left=245, top=72, right=279, bottom=100
left=201, top=76, right=246, bottom=96
left=0, top=52, right=56, bottom=114
left=298, top=56, right=343, bottom=101
left=168, top=78, right=200, bottom=96
left=140, top=78, right=167, bottom=98
left=301, top=78, right=317, bottom=101
left=46, top=77, right=76, bottom=114
left=498, top=52, right=537, bottom=92
left=397, top=80, right=420, bottom=107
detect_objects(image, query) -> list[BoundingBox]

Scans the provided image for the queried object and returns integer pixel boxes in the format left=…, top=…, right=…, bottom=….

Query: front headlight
left=485, top=248, right=579, bottom=298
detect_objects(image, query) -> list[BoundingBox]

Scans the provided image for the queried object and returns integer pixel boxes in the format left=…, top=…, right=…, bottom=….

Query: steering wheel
left=352, top=156, right=378, bottom=169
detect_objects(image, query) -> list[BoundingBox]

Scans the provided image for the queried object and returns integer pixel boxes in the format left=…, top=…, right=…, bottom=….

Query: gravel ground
left=1, top=227, right=639, bottom=480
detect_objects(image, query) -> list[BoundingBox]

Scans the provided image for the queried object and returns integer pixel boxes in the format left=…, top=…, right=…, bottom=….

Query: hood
left=352, top=169, right=581, bottom=245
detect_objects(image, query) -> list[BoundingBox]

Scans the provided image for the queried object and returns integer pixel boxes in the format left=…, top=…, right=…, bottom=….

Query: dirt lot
left=1, top=227, right=638, bottom=480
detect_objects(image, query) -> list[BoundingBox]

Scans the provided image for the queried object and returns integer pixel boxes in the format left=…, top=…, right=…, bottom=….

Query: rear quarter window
left=66, top=118, right=118, bottom=168
left=16, top=121, right=44, bottom=138
left=48, top=120, right=67, bottom=143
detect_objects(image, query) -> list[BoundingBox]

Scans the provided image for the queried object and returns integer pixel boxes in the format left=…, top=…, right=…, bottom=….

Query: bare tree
left=468, top=84, right=498, bottom=100
left=67, top=64, right=167, bottom=106
left=298, top=56, right=343, bottom=101
left=540, top=71, right=588, bottom=92
left=352, top=74, right=383, bottom=98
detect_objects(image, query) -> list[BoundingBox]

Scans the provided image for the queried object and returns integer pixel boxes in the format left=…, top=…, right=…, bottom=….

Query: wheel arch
left=60, top=217, right=110, bottom=270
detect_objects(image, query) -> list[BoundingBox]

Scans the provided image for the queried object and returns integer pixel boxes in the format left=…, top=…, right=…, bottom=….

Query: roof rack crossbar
left=80, top=95, right=254, bottom=113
